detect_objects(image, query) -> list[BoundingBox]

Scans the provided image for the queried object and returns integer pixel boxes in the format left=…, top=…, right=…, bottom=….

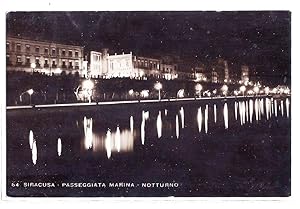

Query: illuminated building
left=88, top=49, right=139, bottom=78
left=241, top=65, right=250, bottom=83
left=224, top=60, right=230, bottom=82
left=133, top=56, right=162, bottom=78
left=6, top=36, right=84, bottom=76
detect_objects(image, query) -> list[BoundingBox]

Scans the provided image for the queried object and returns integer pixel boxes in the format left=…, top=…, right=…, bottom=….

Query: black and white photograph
left=5, top=10, right=291, bottom=197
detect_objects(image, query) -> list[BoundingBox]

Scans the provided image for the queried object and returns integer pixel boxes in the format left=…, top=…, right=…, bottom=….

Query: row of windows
left=6, top=42, right=80, bottom=57
left=7, top=55, right=79, bottom=67
left=135, top=61, right=159, bottom=69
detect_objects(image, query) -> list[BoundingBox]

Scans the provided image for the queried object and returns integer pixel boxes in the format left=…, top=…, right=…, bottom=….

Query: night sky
left=6, top=11, right=291, bottom=83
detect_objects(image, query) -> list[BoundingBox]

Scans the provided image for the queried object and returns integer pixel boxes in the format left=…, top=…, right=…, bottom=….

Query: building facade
left=241, top=65, right=250, bottom=83
left=224, top=60, right=229, bottom=82
left=133, top=56, right=162, bottom=78
left=6, top=36, right=84, bottom=76
left=89, top=50, right=139, bottom=78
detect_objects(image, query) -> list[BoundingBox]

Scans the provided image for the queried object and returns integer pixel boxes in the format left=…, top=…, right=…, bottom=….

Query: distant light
left=129, top=89, right=134, bottom=95
left=27, top=89, right=34, bottom=95
left=272, top=88, right=278, bottom=94
left=279, top=87, right=284, bottom=94
left=212, top=89, right=217, bottom=94
left=221, top=84, right=228, bottom=92
left=284, top=87, right=290, bottom=94
left=141, top=90, right=149, bottom=98
left=30, top=63, right=36, bottom=69
left=253, top=86, right=259, bottom=94
left=234, top=90, right=239, bottom=96
left=240, top=85, right=246, bottom=93
left=154, top=82, right=162, bottom=90
left=55, top=68, right=62, bottom=74
left=82, top=79, right=94, bottom=90
left=264, top=87, right=270, bottom=95
left=195, top=83, right=203, bottom=91
left=177, top=89, right=185, bottom=98
left=247, top=90, right=254, bottom=95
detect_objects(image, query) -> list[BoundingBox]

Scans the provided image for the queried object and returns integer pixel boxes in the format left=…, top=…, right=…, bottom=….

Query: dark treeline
left=7, top=72, right=277, bottom=106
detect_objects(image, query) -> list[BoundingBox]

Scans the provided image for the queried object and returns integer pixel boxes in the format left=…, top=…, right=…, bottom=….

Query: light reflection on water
left=286, top=98, right=290, bottom=118
left=157, top=111, right=162, bottom=138
left=281, top=100, right=284, bottom=117
left=249, top=99, right=253, bottom=123
left=57, top=138, right=62, bottom=156
left=130, top=116, right=134, bottom=134
left=32, top=140, right=37, bottom=165
left=26, top=97, right=290, bottom=164
left=84, top=116, right=93, bottom=150
left=29, top=130, right=34, bottom=150
left=274, top=100, right=278, bottom=117
left=214, top=104, right=217, bottom=123
left=223, top=103, right=228, bottom=129
left=176, top=114, right=180, bottom=138
left=179, top=107, right=184, bottom=129
left=205, top=105, right=208, bottom=134
left=234, top=102, right=238, bottom=120
left=197, top=107, right=202, bottom=133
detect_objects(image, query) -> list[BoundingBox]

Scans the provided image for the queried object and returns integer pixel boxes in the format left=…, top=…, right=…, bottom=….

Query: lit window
left=17, top=55, right=22, bottom=63
left=75, top=51, right=79, bottom=57
left=52, top=48, right=56, bottom=55
left=26, top=57, right=30, bottom=64
left=68, top=50, right=72, bottom=57
left=16, top=44, right=21, bottom=51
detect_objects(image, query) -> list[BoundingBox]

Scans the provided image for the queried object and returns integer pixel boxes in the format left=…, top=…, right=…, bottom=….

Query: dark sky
left=6, top=11, right=291, bottom=83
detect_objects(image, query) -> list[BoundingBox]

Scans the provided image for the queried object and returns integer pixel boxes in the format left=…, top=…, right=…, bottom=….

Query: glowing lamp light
left=195, top=83, right=203, bottom=92
left=30, top=63, right=36, bottom=69
left=253, top=86, right=259, bottom=94
left=284, top=88, right=290, bottom=94
left=55, top=68, right=62, bottom=74
left=141, top=90, right=149, bottom=98
left=234, top=90, right=239, bottom=96
left=240, top=85, right=246, bottom=93
left=129, top=89, right=134, bottom=95
left=82, top=79, right=94, bottom=90
left=279, top=88, right=284, bottom=94
left=177, top=89, right=185, bottom=98
left=247, top=90, right=254, bottom=95
left=27, top=89, right=34, bottom=95
left=264, top=87, right=270, bottom=95
left=154, top=82, right=162, bottom=90
left=221, top=84, right=228, bottom=92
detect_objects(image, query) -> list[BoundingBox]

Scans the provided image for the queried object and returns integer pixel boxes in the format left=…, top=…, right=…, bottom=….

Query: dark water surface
left=6, top=97, right=291, bottom=197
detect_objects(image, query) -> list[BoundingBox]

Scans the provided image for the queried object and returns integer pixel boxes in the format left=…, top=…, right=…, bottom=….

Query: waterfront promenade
left=7, top=95, right=274, bottom=111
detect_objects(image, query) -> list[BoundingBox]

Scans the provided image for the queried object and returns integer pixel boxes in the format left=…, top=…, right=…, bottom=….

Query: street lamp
left=82, top=79, right=94, bottom=103
left=253, top=86, right=259, bottom=96
left=27, top=89, right=34, bottom=105
left=129, top=89, right=134, bottom=96
left=31, top=63, right=36, bottom=74
left=264, top=87, right=270, bottom=95
left=221, top=84, right=228, bottom=97
left=154, top=82, right=162, bottom=101
left=240, top=85, right=246, bottom=96
left=195, top=83, right=203, bottom=97
left=234, top=90, right=239, bottom=97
